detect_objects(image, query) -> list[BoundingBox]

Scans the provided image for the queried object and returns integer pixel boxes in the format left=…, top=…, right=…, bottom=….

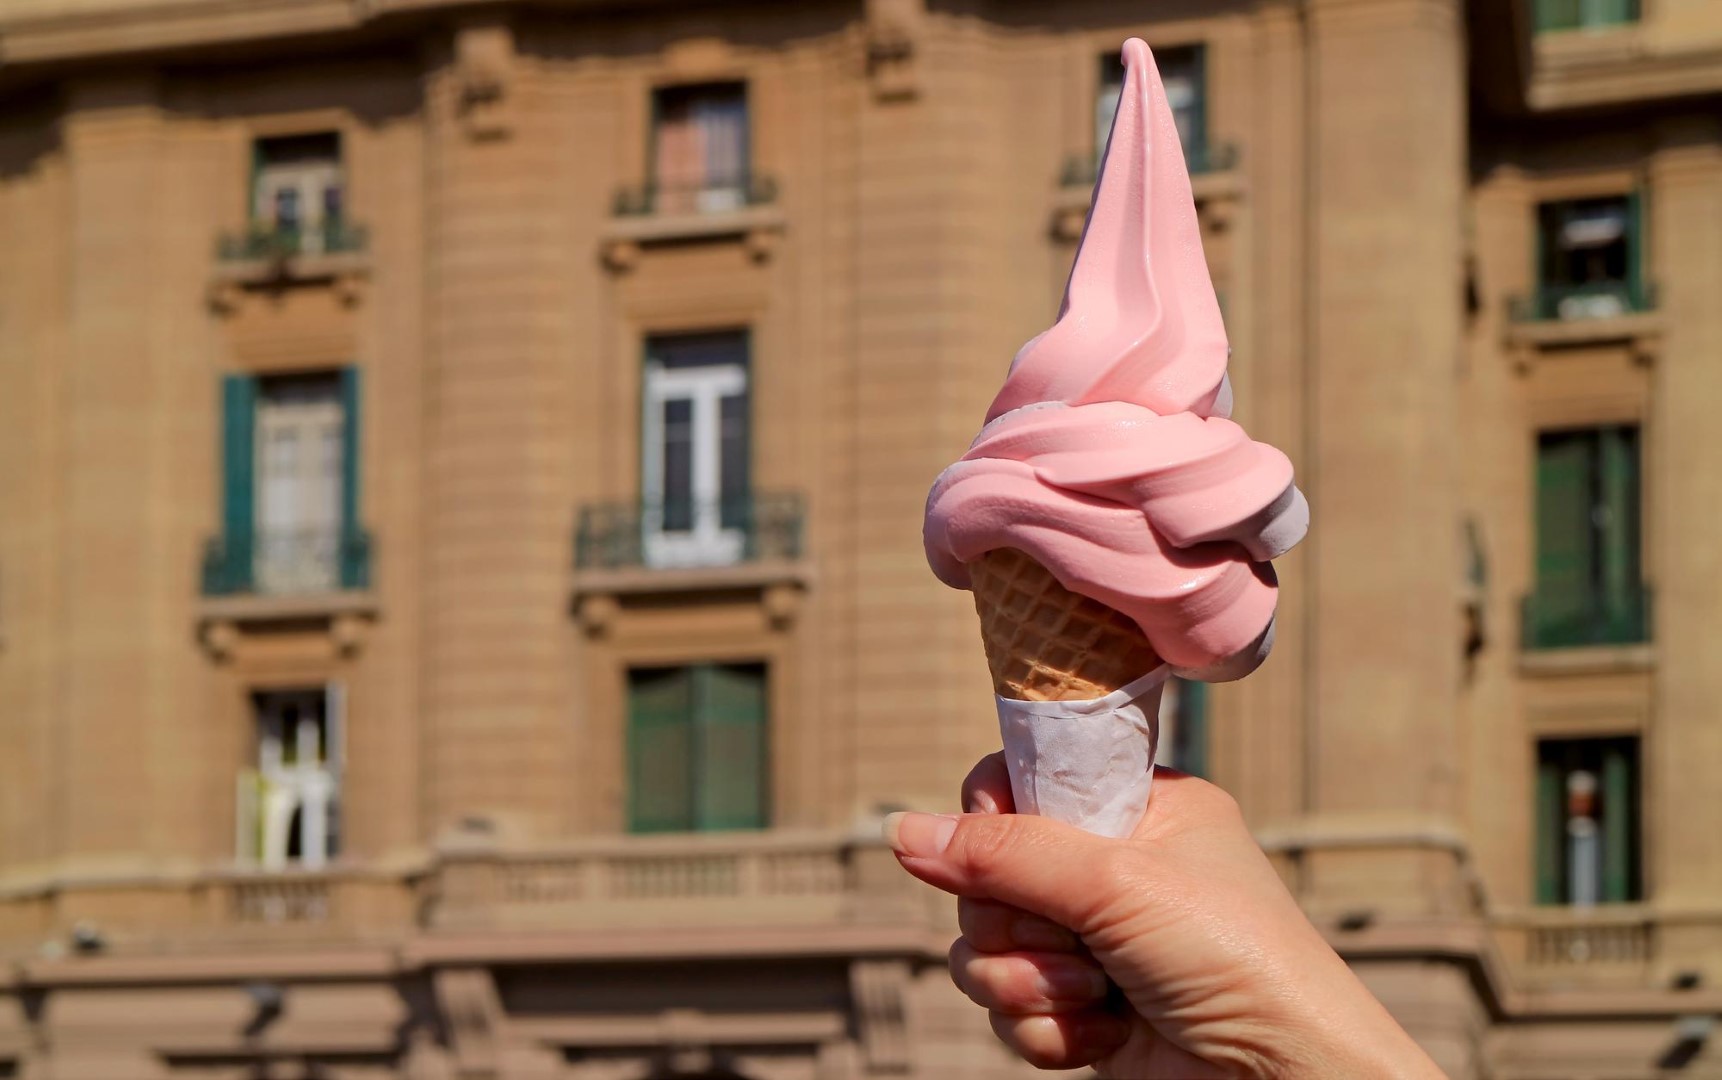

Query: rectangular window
left=1529, top=425, right=1645, bottom=648
left=652, top=83, right=749, bottom=214
left=1097, top=46, right=1205, bottom=172
left=213, top=368, right=363, bottom=596
left=1535, top=0, right=1639, bottom=33
left=252, top=132, right=344, bottom=254
left=239, top=686, right=344, bottom=869
left=1535, top=193, right=1645, bottom=319
left=628, top=663, right=769, bottom=833
left=1535, top=736, right=1640, bottom=905
left=1156, top=678, right=1208, bottom=778
left=641, top=332, right=751, bottom=568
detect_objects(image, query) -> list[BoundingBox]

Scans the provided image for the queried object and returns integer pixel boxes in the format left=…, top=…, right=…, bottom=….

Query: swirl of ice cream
left=923, top=38, right=1308, bottom=680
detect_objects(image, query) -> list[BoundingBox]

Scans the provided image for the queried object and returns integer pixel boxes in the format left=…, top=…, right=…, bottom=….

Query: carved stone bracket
left=866, top=0, right=924, bottom=102
left=850, top=959, right=912, bottom=1073
left=434, top=967, right=503, bottom=1080
left=455, top=22, right=515, bottom=141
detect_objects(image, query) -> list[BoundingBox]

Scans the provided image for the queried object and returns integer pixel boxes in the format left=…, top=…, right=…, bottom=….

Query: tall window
left=652, top=83, right=749, bottom=214
left=238, top=687, right=343, bottom=869
left=1535, top=194, right=1645, bottom=319
left=212, top=369, right=363, bottom=595
left=642, top=332, right=751, bottom=568
left=1535, top=737, right=1640, bottom=905
left=1156, top=678, right=1208, bottom=777
left=1096, top=45, right=1205, bottom=171
left=1530, top=426, right=1645, bottom=648
left=253, top=133, right=344, bottom=253
left=628, top=663, right=769, bottom=833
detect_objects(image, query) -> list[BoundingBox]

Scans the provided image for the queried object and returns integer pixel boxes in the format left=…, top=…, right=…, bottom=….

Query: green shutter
left=1177, top=679, right=1208, bottom=779
left=1597, top=427, right=1640, bottom=636
left=1534, top=753, right=1564, bottom=905
left=1601, top=742, right=1635, bottom=903
left=220, top=374, right=258, bottom=593
left=694, top=664, right=768, bottom=830
left=1625, top=189, right=1645, bottom=308
left=1191, top=45, right=1209, bottom=168
left=628, top=669, right=696, bottom=833
left=1534, top=433, right=1599, bottom=641
left=338, top=367, right=366, bottom=589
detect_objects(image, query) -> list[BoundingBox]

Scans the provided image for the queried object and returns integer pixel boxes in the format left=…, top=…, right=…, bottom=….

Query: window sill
left=1052, top=167, right=1242, bottom=242
left=1528, top=24, right=1722, bottom=111
left=599, top=205, right=786, bottom=270
left=1505, top=310, right=1661, bottom=370
left=197, top=590, right=379, bottom=661
left=206, top=250, right=370, bottom=314
left=1519, top=642, right=1653, bottom=677
left=571, top=558, right=812, bottom=634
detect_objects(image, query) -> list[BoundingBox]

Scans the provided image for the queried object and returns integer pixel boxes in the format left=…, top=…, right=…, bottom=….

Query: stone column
left=1301, top=0, right=1468, bottom=910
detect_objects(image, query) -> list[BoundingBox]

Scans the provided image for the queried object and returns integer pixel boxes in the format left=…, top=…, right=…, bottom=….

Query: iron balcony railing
left=215, top=219, right=369, bottom=263
left=575, top=493, right=805, bottom=571
left=612, top=173, right=779, bottom=218
left=1535, top=0, right=1639, bottom=32
left=1521, top=584, right=1651, bottom=650
left=1508, top=280, right=1656, bottom=323
left=1060, top=140, right=1239, bottom=189
left=202, top=527, right=373, bottom=597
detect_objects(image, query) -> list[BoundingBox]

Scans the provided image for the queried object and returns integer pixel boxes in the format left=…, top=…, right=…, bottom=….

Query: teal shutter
left=338, top=367, right=367, bottom=589
left=695, top=664, right=768, bottom=830
left=1176, top=679, right=1209, bottom=779
left=220, top=374, right=258, bottom=593
left=1601, top=742, right=1635, bottom=903
left=1625, top=188, right=1645, bottom=308
left=1191, top=45, right=1209, bottom=169
left=628, top=669, right=696, bottom=833
left=1534, top=754, right=1564, bottom=904
left=1534, top=433, right=1598, bottom=643
left=1597, top=427, right=1640, bottom=638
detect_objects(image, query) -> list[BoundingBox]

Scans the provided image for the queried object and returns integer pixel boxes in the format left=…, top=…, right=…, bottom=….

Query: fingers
left=961, top=751, right=1015, bottom=814
left=884, top=810, right=1133, bottom=935
left=948, top=938, right=1107, bottom=1015
left=988, top=1010, right=1131, bottom=1071
left=957, top=897, right=1081, bottom=954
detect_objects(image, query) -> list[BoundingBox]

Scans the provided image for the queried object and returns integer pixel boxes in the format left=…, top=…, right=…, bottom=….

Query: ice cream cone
left=969, top=546, right=1161, bottom=700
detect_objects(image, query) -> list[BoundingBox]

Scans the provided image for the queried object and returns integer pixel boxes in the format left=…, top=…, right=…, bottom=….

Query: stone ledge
left=1518, top=642, right=1654, bottom=677
left=1505, top=310, right=1662, bottom=371
left=1530, top=27, right=1722, bottom=111
left=599, top=205, right=787, bottom=270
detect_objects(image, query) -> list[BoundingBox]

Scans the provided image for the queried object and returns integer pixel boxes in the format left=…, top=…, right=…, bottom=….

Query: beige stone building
left=1, top=0, right=1721, bottom=1076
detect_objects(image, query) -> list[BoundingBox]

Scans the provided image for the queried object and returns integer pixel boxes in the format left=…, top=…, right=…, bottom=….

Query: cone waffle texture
left=970, top=547, right=1161, bottom=701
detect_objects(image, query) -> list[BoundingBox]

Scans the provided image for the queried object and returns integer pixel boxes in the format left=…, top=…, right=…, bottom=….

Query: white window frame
left=238, top=684, right=343, bottom=870
left=641, top=359, right=747, bottom=568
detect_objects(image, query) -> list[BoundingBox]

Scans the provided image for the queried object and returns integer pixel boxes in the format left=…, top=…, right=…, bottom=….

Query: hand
left=884, top=754, right=1445, bottom=1079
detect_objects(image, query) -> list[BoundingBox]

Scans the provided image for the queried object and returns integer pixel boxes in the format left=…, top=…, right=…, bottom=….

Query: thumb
left=884, top=810, right=1130, bottom=936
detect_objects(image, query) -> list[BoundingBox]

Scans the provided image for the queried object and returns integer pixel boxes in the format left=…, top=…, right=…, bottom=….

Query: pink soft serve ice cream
left=924, top=37, right=1308, bottom=680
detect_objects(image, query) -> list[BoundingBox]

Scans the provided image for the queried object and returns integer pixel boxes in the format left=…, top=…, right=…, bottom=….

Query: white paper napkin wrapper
left=996, top=666, right=1171, bottom=839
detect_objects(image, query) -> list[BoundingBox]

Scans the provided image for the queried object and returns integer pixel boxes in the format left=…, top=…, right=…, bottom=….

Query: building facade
left=1, top=0, right=1721, bottom=1076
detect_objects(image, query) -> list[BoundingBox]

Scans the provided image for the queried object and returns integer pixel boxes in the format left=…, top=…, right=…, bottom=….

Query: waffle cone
left=969, top=547, right=1161, bottom=701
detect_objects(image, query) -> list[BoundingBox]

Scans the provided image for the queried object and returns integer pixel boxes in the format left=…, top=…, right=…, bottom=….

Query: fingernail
left=883, top=812, right=959, bottom=858
left=1035, top=965, right=1110, bottom=1003
left=1011, top=917, right=1078, bottom=952
left=968, top=789, right=999, bottom=814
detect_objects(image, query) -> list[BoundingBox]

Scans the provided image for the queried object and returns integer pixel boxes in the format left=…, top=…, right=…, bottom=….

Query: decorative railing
left=612, top=173, right=779, bottom=217
left=1508, top=279, right=1656, bottom=323
left=1060, top=140, right=1238, bottom=189
left=574, top=493, right=805, bottom=572
left=202, top=526, right=372, bottom=597
left=1494, top=907, right=1654, bottom=984
left=1521, top=584, right=1650, bottom=650
left=1535, top=0, right=1639, bottom=32
left=431, top=830, right=918, bottom=931
left=216, top=219, right=368, bottom=263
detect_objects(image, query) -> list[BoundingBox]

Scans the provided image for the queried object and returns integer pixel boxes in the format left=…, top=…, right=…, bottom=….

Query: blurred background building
left=1, top=0, right=1720, bottom=1076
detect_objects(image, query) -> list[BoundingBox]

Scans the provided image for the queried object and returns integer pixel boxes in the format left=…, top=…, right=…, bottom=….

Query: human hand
left=884, top=754, right=1445, bottom=1078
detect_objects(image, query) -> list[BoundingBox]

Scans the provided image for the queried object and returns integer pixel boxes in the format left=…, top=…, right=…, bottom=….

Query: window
left=1535, top=737, right=1640, bottom=905
left=1534, top=194, right=1646, bottom=319
left=1097, top=45, right=1205, bottom=171
left=1156, top=678, right=1208, bottom=777
left=1528, top=426, right=1646, bottom=648
left=652, top=83, right=749, bottom=214
left=641, top=332, right=751, bottom=568
left=208, top=368, right=365, bottom=596
left=628, top=663, right=769, bottom=833
left=238, top=687, right=344, bottom=869
left=1535, top=0, right=1638, bottom=32
left=252, top=133, right=345, bottom=253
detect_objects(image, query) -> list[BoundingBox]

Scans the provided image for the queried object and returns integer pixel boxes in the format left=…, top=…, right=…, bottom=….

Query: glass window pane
left=719, top=393, right=750, bottom=530
left=661, top=398, right=694, bottom=532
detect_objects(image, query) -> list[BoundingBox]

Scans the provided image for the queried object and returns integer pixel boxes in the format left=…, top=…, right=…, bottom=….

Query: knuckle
left=946, top=812, right=1027, bottom=876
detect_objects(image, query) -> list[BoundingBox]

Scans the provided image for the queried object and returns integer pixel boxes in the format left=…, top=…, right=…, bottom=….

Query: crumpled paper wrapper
left=995, top=666, right=1170, bottom=839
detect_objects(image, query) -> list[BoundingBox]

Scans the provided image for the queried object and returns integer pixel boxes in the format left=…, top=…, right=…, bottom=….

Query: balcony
left=1521, top=585, right=1650, bottom=651
left=1054, top=142, right=1241, bottom=242
left=1060, top=140, right=1238, bottom=190
left=1504, top=280, right=1661, bottom=368
left=599, top=174, right=785, bottom=268
left=208, top=220, right=372, bottom=308
left=202, top=527, right=372, bottom=598
left=1509, top=279, right=1655, bottom=323
left=1493, top=906, right=1654, bottom=987
left=216, top=219, right=368, bottom=263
